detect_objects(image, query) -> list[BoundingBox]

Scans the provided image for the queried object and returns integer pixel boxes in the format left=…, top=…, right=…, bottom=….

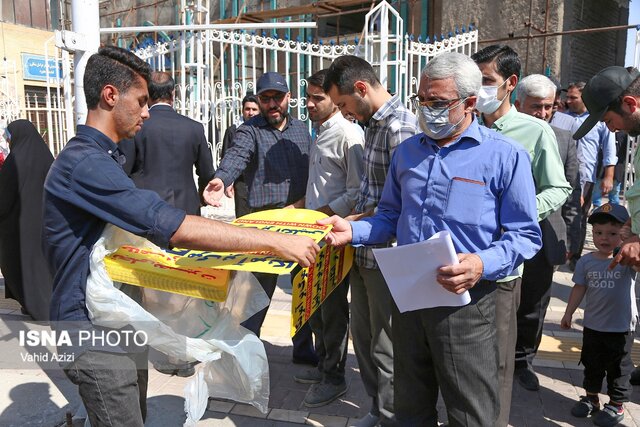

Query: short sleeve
left=572, top=257, right=587, bottom=286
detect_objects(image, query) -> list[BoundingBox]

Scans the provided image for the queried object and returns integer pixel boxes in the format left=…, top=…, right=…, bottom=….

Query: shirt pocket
left=443, top=177, right=486, bottom=226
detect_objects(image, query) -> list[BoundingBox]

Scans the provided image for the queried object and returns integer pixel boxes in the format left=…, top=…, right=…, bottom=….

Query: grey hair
left=516, top=74, right=557, bottom=104
left=420, top=52, right=482, bottom=97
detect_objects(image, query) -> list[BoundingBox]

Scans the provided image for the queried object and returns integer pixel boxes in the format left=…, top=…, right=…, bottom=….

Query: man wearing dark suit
left=514, top=74, right=580, bottom=391
left=124, top=71, right=215, bottom=376
left=126, top=72, right=214, bottom=216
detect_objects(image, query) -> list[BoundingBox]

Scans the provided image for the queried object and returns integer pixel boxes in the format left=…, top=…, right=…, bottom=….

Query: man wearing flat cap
left=205, top=71, right=317, bottom=364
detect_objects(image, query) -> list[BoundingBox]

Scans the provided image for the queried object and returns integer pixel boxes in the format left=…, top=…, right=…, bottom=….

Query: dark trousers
left=64, top=349, right=149, bottom=427
left=582, top=327, right=634, bottom=403
left=393, top=282, right=499, bottom=427
left=240, top=272, right=315, bottom=361
left=309, top=274, right=350, bottom=385
left=233, top=179, right=250, bottom=219
left=496, top=278, right=521, bottom=427
left=350, top=265, right=395, bottom=423
left=574, top=182, right=595, bottom=260
left=515, top=250, right=555, bottom=370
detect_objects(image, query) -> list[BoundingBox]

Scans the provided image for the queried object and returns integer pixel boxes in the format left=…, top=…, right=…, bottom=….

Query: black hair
left=242, top=94, right=259, bottom=107
left=83, top=45, right=151, bottom=110
left=322, top=55, right=380, bottom=95
left=306, top=69, right=329, bottom=89
left=148, top=71, right=175, bottom=101
left=471, top=44, right=521, bottom=80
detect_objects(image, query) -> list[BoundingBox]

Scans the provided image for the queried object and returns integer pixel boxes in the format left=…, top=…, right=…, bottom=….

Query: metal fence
left=0, top=1, right=478, bottom=161
left=0, top=48, right=72, bottom=156
left=132, top=0, right=478, bottom=164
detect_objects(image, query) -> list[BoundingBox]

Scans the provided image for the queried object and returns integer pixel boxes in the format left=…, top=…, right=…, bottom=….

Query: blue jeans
left=592, top=179, right=621, bottom=206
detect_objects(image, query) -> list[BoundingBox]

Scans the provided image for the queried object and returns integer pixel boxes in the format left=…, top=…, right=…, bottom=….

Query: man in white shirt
left=293, top=69, right=365, bottom=408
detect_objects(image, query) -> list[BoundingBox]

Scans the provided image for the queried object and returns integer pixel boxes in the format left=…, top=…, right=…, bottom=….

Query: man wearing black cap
left=573, top=66, right=640, bottom=271
left=205, top=71, right=317, bottom=364
left=573, top=65, right=640, bottom=387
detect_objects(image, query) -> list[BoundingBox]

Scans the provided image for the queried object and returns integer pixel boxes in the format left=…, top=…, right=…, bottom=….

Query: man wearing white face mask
left=472, top=45, right=571, bottom=426
left=319, top=52, right=541, bottom=426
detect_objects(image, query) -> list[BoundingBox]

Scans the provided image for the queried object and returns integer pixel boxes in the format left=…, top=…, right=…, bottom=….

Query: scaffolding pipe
left=100, top=22, right=316, bottom=34
left=480, top=23, right=639, bottom=44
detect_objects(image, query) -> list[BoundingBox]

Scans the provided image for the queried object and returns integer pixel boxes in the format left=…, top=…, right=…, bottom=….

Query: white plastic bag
left=86, top=225, right=271, bottom=426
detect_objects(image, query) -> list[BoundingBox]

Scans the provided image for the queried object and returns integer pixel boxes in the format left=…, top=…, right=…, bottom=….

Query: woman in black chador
left=0, top=120, right=54, bottom=320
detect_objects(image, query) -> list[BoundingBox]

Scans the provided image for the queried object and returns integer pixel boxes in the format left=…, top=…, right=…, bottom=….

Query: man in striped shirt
left=324, top=55, right=418, bottom=427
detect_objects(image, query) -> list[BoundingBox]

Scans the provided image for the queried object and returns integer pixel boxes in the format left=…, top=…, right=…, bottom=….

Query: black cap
left=256, top=72, right=289, bottom=95
left=573, top=66, right=640, bottom=140
left=588, top=203, right=630, bottom=225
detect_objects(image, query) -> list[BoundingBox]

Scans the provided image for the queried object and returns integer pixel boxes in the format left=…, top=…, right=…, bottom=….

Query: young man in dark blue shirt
left=42, top=46, right=319, bottom=427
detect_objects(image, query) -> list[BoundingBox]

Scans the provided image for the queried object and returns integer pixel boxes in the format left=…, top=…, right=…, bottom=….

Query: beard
left=619, top=111, right=640, bottom=137
left=261, top=105, right=287, bottom=126
left=626, top=114, right=640, bottom=137
left=354, top=96, right=372, bottom=122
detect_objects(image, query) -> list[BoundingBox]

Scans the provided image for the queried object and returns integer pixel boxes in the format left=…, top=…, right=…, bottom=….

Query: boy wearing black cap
left=561, top=203, right=638, bottom=426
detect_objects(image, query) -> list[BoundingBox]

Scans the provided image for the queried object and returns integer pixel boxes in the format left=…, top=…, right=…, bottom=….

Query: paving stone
left=206, top=399, right=235, bottom=413
left=230, top=403, right=269, bottom=419
left=268, top=408, right=309, bottom=423
left=305, top=413, right=348, bottom=427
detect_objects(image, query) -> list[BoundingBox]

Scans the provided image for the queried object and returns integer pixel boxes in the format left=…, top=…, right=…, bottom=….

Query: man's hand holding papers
left=437, top=253, right=484, bottom=294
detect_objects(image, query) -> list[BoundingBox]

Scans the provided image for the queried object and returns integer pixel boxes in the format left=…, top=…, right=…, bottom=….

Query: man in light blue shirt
left=319, top=52, right=541, bottom=427
left=562, top=81, right=617, bottom=268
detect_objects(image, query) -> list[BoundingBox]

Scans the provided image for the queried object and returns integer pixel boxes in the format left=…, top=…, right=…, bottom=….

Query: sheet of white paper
left=372, top=231, right=471, bottom=312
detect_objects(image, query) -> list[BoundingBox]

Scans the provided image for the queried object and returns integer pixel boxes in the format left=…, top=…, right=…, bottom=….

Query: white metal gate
left=20, top=0, right=478, bottom=160
left=0, top=41, right=73, bottom=156
left=132, top=1, right=478, bottom=164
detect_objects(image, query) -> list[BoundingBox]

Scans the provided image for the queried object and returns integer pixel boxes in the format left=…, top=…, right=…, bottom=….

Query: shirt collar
left=76, top=125, right=125, bottom=164
left=567, top=110, right=589, bottom=118
left=318, top=111, right=343, bottom=133
left=371, top=94, right=402, bottom=123
left=149, top=102, right=172, bottom=109
left=482, top=104, right=517, bottom=131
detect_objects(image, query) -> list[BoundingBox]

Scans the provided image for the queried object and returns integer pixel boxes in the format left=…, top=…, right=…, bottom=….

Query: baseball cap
left=588, top=203, right=630, bottom=225
left=573, top=66, right=640, bottom=140
left=256, top=72, right=289, bottom=95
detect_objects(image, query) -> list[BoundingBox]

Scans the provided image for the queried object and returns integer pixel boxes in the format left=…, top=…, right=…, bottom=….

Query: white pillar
left=378, top=3, right=389, bottom=89
left=71, top=0, right=100, bottom=125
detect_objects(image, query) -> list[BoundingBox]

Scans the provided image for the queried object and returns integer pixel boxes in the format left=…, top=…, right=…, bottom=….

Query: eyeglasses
left=258, top=93, right=287, bottom=104
left=410, top=95, right=462, bottom=110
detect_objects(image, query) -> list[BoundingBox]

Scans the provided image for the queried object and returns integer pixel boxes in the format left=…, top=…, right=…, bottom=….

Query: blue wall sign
left=21, top=53, right=63, bottom=82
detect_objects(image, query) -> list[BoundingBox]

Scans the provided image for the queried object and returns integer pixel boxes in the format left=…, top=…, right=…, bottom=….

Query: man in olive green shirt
left=472, top=45, right=571, bottom=427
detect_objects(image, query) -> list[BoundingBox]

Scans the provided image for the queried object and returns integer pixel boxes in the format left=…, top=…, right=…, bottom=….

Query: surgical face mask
left=476, top=79, right=509, bottom=114
left=417, top=99, right=466, bottom=140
